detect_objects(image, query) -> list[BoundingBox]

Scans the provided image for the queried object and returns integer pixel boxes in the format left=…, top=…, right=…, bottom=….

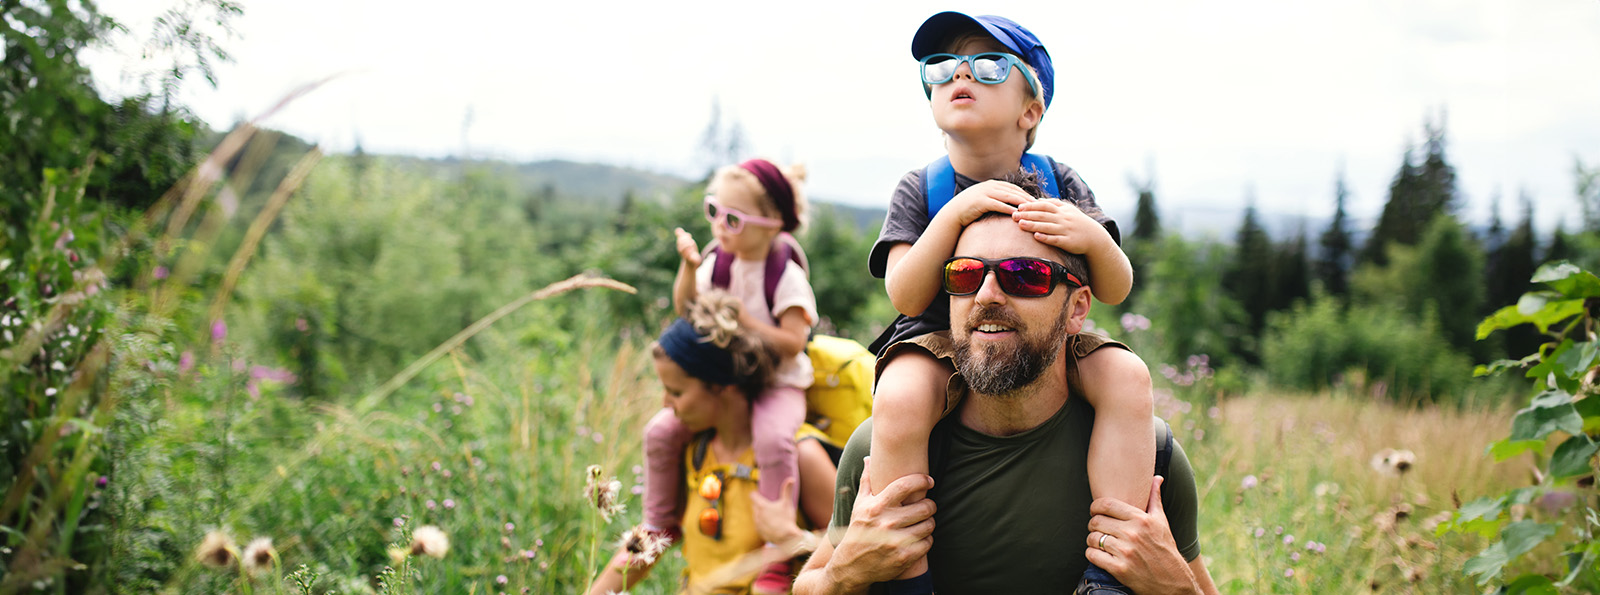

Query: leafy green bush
left=1261, top=293, right=1475, bottom=403
left=1443, top=262, right=1600, bottom=592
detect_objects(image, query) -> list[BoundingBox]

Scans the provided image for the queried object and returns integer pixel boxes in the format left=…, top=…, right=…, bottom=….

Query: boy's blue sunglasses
left=919, top=52, right=1040, bottom=99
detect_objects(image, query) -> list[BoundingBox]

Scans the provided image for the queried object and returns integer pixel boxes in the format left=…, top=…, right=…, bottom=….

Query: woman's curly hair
left=656, top=290, right=781, bottom=401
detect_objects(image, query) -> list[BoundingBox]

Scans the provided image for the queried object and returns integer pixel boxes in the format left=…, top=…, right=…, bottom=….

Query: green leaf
left=1506, top=573, right=1559, bottom=595
left=1576, top=397, right=1600, bottom=435
left=1489, top=438, right=1544, bottom=461
left=1466, top=541, right=1512, bottom=584
left=1527, top=341, right=1572, bottom=382
left=1511, top=392, right=1583, bottom=441
left=1556, top=340, right=1599, bottom=379
left=1525, top=297, right=1585, bottom=336
left=1502, top=520, right=1558, bottom=558
left=1548, top=435, right=1598, bottom=479
left=1532, top=261, right=1600, bottom=298
left=1443, top=495, right=1509, bottom=538
left=1478, top=356, right=1535, bottom=377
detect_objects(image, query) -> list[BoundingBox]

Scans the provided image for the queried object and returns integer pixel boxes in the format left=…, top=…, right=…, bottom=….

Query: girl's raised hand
left=674, top=227, right=703, bottom=268
left=1014, top=199, right=1112, bottom=256
left=940, top=180, right=1034, bottom=228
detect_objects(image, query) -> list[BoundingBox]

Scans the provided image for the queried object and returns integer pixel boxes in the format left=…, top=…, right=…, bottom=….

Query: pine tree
left=1361, top=114, right=1459, bottom=266
left=1492, top=194, right=1541, bottom=358
left=1316, top=173, right=1353, bottom=297
left=1224, top=202, right=1274, bottom=350
left=1272, top=229, right=1311, bottom=312
left=1126, top=174, right=1161, bottom=306
left=1547, top=226, right=1573, bottom=265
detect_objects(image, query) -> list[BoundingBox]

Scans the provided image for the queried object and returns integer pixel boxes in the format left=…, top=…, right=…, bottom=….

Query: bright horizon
left=86, top=0, right=1600, bottom=236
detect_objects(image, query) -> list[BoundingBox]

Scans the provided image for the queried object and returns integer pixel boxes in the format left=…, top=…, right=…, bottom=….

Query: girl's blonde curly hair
left=654, top=290, right=780, bottom=400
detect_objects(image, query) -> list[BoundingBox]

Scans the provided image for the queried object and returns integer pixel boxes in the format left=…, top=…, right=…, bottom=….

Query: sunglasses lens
left=699, top=473, right=722, bottom=500
left=704, top=200, right=719, bottom=221
left=698, top=507, right=720, bottom=537
left=998, top=259, right=1053, bottom=296
left=923, top=55, right=958, bottom=84
left=944, top=258, right=986, bottom=295
left=972, top=55, right=1009, bottom=83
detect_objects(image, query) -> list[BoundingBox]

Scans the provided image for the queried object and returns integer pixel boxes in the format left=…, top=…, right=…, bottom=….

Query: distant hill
left=386, top=156, right=693, bottom=205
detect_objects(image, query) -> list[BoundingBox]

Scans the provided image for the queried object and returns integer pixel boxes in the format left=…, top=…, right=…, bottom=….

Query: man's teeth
left=977, top=324, right=1010, bottom=333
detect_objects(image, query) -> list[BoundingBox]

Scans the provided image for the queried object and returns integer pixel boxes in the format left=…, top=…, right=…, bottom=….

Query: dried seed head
left=242, top=538, right=275, bottom=575
left=410, top=525, right=450, bottom=559
left=195, top=531, right=237, bottom=568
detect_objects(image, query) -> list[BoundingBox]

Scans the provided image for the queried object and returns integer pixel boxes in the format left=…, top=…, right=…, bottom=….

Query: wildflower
left=1119, top=313, right=1150, bottom=333
left=443, top=498, right=455, bottom=510
left=242, top=538, right=276, bottom=575
left=522, top=549, right=536, bottom=560
left=1283, top=534, right=1294, bottom=545
left=195, top=531, right=237, bottom=568
left=1253, top=527, right=1264, bottom=538
left=586, top=465, right=625, bottom=522
left=1284, top=568, right=1294, bottom=578
left=505, top=522, right=515, bottom=532
left=1538, top=490, right=1578, bottom=515
left=409, top=525, right=450, bottom=559
left=154, top=266, right=169, bottom=279
left=617, top=525, right=672, bottom=565
left=426, top=499, right=437, bottom=510
left=96, top=476, right=108, bottom=488
left=296, top=318, right=309, bottom=332
left=1289, top=552, right=1299, bottom=562
left=44, top=388, right=57, bottom=397
left=1240, top=475, right=1258, bottom=490
left=211, top=320, right=227, bottom=342
left=497, top=575, right=509, bottom=585
left=394, top=517, right=405, bottom=527
left=1313, top=482, right=1339, bottom=498
left=592, top=432, right=604, bottom=444
left=179, top=351, right=194, bottom=374
left=432, top=461, right=442, bottom=472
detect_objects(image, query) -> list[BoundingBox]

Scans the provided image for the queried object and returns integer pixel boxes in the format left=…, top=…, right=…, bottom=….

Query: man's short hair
left=971, top=168, right=1091, bottom=288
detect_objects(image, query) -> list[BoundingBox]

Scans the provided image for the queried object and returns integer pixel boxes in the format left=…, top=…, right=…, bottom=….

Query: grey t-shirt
left=830, top=411, right=1201, bottom=594
left=867, top=158, right=1117, bottom=354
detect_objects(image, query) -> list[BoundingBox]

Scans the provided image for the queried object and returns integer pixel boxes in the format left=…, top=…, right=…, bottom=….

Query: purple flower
left=1283, top=534, right=1294, bottom=545
left=178, top=351, right=195, bottom=374
left=1284, top=568, right=1294, bottom=578
left=153, top=266, right=169, bottom=280
left=211, top=319, right=227, bottom=342
left=394, top=517, right=405, bottom=527
left=426, top=499, right=437, bottom=510
left=96, top=475, right=109, bottom=488
left=1240, top=475, right=1258, bottom=490
left=496, top=575, right=508, bottom=585
left=505, top=523, right=515, bottom=532
left=442, top=498, right=455, bottom=510
left=1290, top=552, right=1300, bottom=562
left=296, top=318, right=309, bottom=332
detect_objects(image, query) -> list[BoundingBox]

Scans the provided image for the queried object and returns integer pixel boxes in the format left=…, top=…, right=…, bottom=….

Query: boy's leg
left=750, top=385, right=807, bottom=501
left=642, top=408, right=691, bottom=534
left=868, top=349, right=951, bottom=582
left=1077, top=350, right=1155, bottom=594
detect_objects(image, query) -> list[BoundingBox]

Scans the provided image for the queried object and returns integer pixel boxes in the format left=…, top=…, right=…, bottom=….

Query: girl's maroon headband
left=738, top=158, right=799, bottom=232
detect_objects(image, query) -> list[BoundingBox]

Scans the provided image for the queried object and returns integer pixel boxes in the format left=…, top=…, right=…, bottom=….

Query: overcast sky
left=88, top=0, right=1599, bottom=235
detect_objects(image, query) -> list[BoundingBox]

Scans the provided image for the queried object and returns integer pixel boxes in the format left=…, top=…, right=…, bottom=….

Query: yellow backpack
left=803, top=335, right=875, bottom=446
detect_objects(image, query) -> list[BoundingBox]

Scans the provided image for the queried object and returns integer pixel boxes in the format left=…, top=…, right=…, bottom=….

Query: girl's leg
left=750, top=386, right=807, bottom=501
left=867, top=349, right=951, bottom=581
left=642, top=407, right=691, bottom=532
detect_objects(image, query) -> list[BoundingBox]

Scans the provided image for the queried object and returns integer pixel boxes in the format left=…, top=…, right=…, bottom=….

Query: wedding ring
left=1097, top=533, right=1110, bottom=551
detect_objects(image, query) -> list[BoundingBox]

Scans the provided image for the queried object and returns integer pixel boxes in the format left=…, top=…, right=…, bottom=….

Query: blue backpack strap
left=923, top=156, right=956, bottom=219
left=1020, top=152, right=1059, bottom=198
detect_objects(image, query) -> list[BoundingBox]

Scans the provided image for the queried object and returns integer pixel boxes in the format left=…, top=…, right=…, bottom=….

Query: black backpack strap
left=1154, top=418, right=1173, bottom=479
left=691, top=431, right=713, bottom=471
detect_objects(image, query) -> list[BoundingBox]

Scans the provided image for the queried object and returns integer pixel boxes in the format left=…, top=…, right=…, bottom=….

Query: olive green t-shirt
left=829, top=404, right=1201, bottom=594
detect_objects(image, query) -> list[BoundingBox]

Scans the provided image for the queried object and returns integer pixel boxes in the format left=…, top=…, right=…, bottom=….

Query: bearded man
left=794, top=173, right=1219, bottom=595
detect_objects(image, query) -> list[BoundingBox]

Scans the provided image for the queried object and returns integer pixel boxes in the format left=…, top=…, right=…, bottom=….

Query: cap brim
left=911, top=11, right=1023, bottom=60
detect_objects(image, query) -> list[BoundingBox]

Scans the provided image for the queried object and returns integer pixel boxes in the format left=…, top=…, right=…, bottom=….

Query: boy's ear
left=1018, top=100, right=1044, bottom=132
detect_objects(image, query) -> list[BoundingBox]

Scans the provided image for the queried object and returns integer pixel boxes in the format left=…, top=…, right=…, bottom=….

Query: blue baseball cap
left=911, top=11, right=1055, bottom=109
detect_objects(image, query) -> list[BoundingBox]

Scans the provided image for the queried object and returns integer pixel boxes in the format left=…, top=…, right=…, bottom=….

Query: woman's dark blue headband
left=659, top=318, right=737, bottom=387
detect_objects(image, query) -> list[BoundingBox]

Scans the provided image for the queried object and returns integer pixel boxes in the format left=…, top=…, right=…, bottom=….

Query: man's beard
left=953, top=304, right=1072, bottom=398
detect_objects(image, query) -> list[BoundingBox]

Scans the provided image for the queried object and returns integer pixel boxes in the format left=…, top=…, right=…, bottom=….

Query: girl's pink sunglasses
left=703, top=196, right=782, bottom=234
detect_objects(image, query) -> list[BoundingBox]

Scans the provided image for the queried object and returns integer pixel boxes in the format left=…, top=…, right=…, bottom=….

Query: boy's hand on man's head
left=940, top=180, right=1034, bottom=228
left=1014, top=200, right=1111, bottom=256
left=674, top=227, right=703, bottom=268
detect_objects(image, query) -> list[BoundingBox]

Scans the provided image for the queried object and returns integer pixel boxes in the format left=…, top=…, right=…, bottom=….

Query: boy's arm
left=1077, top=346, right=1155, bottom=511
left=885, top=180, right=1035, bottom=316
left=671, top=227, right=703, bottom=317
left=1014, top=202, right=1133, bottom=304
